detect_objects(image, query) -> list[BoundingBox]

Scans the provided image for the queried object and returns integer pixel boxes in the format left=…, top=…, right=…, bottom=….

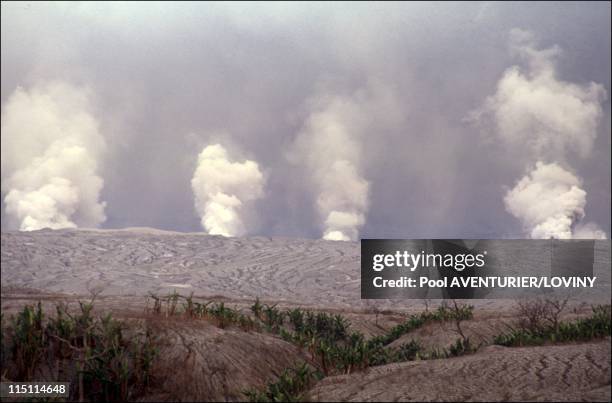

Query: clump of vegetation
left=394, top=339, right=421, bottom=361
left=494, top=304, right=611, bottom=347
left=8, top=302, right=45, bottom=380
left=208, top=302, right=237, bottom=329
left=251, top=298, right=263, bottom=320
left=262, top=304, right=285, bottom=331
left=299, top=311, right=349, bottom=343
left=367, top=303, right=474, bottom=348
left=147, top=292, right=259, bottom=332
left=282, top=309, right=354, bottom=374
left=243, top=362, right=319, bottom=402
left=287, top=308, right=305, bottom=333
left=446, top=337, right=476, bottom=357
left=275, top=302, right=476, bottom=374
left=368, top=336, right=479, bottom=366
left=2, top=300, right=160, bottom=402
left=357, top=301, right=476, bottom=367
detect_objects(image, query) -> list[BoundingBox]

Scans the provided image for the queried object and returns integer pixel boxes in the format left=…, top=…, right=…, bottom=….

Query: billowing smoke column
left=472, top=29, right=607, bottom=239
left=1, top=82, right=107, bottom=231
left=191, top=144, right=264, bottom=237
left=291, top=94, right=371, bottom=241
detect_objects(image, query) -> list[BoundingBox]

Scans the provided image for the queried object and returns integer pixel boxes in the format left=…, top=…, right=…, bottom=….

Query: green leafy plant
left=251, top=298, right=263, bottom=320
left=367, top=304, right=473, bottom=349
left=262, top=304, right=285, bottom=331
left=9, top=302, right=45, bottom=380
left=209, top=302, right=237, bottom=329
left=243, top=363, right=318, bottom=402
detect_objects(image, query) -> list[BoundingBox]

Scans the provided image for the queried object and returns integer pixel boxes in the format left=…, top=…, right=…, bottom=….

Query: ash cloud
left=191, top=144, right=264, bottom=237
left=1, top=82, right=106, bottom=230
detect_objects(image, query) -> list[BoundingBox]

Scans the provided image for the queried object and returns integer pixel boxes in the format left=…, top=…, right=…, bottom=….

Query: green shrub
left=244, top=363, right=318, bottom=402
left=238, top=313, right=258, bottom=332
left=447, top=337, right=475, bottom=357
left=395, top=340, right=421, bottom=361
left=80, top=315, right=159, bottom=401
left=262, top=304, right=285, bottom=331
left=209, top=302, right=237, bottom=329
left=287, top=308, right=305, bottom=333
left=251, top=298, right=263, bottom=320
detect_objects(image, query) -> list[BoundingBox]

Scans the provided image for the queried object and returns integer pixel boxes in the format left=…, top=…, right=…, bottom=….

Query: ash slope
left=1, top=229, right=610, bottom=309
left=310, top=341, right=611, bottom=402
left=1, top=228, right=360, bottom=308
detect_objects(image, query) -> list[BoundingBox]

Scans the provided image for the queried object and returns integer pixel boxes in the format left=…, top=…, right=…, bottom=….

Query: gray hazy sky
left=1, top=1, right=610, bottom=238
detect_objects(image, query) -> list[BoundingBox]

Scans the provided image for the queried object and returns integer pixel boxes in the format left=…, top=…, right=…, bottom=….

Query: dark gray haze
left=1, top=2, right=610, bottom=238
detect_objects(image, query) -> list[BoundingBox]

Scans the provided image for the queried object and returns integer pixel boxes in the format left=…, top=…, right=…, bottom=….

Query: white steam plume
left=1, top=82, right=107, bottom=231
left=290, top=92, right=375, bottom=241
left=504, top=162, right=605, bottom=239
left=191, top=144, right=264, bottom=237
left=471, top=29, right=606, bottom=162
left=471, top=29, right=607, bottom=239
